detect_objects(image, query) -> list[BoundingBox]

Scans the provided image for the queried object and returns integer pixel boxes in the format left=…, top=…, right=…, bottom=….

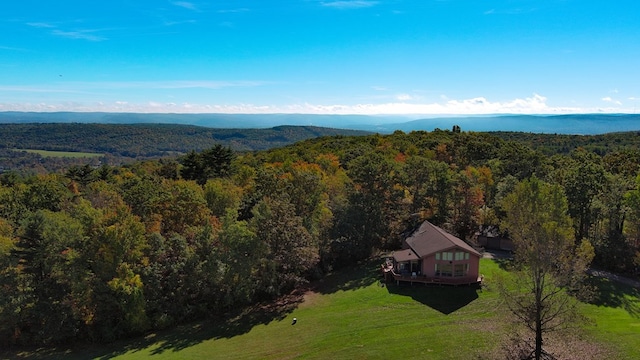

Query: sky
left=1, top=0, right=639, bottom=115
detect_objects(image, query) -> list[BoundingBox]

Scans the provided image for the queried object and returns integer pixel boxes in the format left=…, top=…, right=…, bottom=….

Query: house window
left=437, top=251, right=468, bottom=262
left=435, top=263, right=453, bottom=277
left=454, top=263, right=469, bottom=277
left=436, top=252, right=454, bottom=261
left=441, top=252, right=453, bottom=261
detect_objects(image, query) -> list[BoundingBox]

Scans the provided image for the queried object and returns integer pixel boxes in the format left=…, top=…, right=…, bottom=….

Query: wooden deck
left=384, top=267, right=481, bottom=286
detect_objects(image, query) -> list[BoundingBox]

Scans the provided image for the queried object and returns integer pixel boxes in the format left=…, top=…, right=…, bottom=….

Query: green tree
left=346, top=151, right=404, bottom=251
left=0, top=218, right=20, bottom=346
left=11, top=210, right=87, bottom=344
left=449, top=167, right=486, bottom=241
left=85, top=206, right=149, bottom=341
left=158, top=180, right=210, bottom=235
left=217, top=209, right=264, bottom=308
left=66, top=164, right=97, bottom=187
left=120, top=175, right=166, bottom=226
left=23, top=174, right=71, bottom=213
left=201, top=144, right=234, bottom=177
left=591, top=173, right=635, bottom=272
left=498, top=142, right=546, bottom=180
left=623, top=174, right=640, bottom=272
left=142, top=232, right=193, bottom=328
left=430, top=160, right=453, bottom=225
left=403, top=155, right=434, bottom=215
left=603, top=149, right=640, bottom=178
left=0, top=183, right=29, bottom=224
left=180, top=145, right=234, bottom=185
left=179, top=150, right=205, bottom=184
left=563, top=149, right=605, bottom=241
left=156, top=158, right=180, bottom=180
left=204, top=178, right=244, bottom=217
left=251, top=196, right=318, bottom=296
left=499, top=176, right=594, bottom=360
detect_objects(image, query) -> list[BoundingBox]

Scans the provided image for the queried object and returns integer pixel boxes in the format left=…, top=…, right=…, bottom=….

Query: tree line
left=1, top=130, right=639, bottom=347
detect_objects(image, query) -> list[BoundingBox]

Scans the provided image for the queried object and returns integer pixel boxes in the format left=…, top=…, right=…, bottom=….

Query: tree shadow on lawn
left=386, top=283, right=480, bottom=315
left=8, top=260, right=381, bottom=360
left=146, top=291, right=305, bottom=356
left=585, top=275, right=640, bottom=318
left=8, top=261, right=380, bottom=359
left=10, top=290, right=305, bottom=360
left=493, top=257, right=514, bottom=271
left=313, top=259, right=381, bottom=295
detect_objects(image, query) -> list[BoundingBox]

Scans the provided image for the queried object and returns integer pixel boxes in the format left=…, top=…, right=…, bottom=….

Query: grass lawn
left=579, top=276, right=640, bottom=359
left=16, top=149, right=103, bottom=158
left=6, top=259, right=639, bottom=360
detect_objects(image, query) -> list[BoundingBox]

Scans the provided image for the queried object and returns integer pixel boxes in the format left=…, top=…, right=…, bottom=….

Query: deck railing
left=388, top=269, right=481, bottom=286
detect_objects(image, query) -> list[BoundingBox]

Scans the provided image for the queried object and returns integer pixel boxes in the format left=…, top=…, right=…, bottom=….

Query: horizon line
left=0, top=110, right=637, bottom=117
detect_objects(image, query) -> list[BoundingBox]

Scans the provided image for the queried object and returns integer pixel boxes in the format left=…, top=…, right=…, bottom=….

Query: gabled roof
left=405, top=221, right=481, bottom=258
left=393, top=248, right=420, bottom=262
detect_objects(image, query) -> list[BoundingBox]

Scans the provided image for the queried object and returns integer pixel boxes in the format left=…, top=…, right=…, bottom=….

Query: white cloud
left=0, top=45, right=29, bottom=52
left=217, top=8, right=250, bottom=14
left=0, top=85, right=83, bottom=94
left=26, top=22, right=55, bottom=28
left=171, top=1, right=199, bottom=11
left=1, top=92, right=634, bottom=115
left=26, top=21, right=108, bottom=42
left=396, top=94, right=414, bottom=101
left=602, top=96, right=622, bottom=106
left=321, top=1, right=379, bottom=9
left=164, top=19, right=197, bottom=26
left=0, top=80, right=266, bottom=93
left=51, top=29, right=106, bottom=41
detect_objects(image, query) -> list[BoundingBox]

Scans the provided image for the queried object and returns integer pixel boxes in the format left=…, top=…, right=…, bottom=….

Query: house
left=388, top=220, right=482, bottom=286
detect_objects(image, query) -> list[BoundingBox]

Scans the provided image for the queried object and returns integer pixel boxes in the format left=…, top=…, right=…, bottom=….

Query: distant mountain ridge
left=1, top=112, right=639, bottom=135
left=0, top=111, right=403, bottom=130
left=383, top=114, right=640, bottom=135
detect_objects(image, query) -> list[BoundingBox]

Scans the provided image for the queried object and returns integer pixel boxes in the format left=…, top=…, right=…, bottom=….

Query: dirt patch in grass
left=253, top=288, right=307, bottom=315
left=300, top=290, right=322, bottom=308
left=477, top=328, right=616, bottom=360
left=544, top=334, right=616, bottom=360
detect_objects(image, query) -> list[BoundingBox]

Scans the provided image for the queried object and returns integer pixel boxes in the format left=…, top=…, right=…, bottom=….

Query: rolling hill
left=2, top=112, right=640, bottom=135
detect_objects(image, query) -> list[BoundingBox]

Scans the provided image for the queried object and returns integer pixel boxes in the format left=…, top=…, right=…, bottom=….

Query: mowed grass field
left=17, top=149, right=103, bottom=158
left=8, top=259, right=640, bottom=360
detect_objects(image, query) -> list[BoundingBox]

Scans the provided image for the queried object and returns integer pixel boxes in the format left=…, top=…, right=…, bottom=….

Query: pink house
left=390, top=220, right=482, bottom=286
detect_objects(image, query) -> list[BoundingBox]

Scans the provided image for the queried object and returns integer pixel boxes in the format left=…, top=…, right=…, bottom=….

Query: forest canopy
left=1, top=127, right=639, bottom=346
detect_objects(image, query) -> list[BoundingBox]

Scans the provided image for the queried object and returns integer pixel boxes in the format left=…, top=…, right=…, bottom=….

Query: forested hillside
left=1, top=128, right=639, bottom=347
left=491, top=131, right=640, bottom=156
left=0, top=123, right=370, bottom=174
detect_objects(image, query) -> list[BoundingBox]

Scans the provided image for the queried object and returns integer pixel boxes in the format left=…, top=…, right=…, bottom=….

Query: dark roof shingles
left=405, top=221, right=481, bottom=257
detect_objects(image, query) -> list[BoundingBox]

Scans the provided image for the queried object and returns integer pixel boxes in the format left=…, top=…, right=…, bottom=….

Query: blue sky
left=1, top=0, right=639, bottom=115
